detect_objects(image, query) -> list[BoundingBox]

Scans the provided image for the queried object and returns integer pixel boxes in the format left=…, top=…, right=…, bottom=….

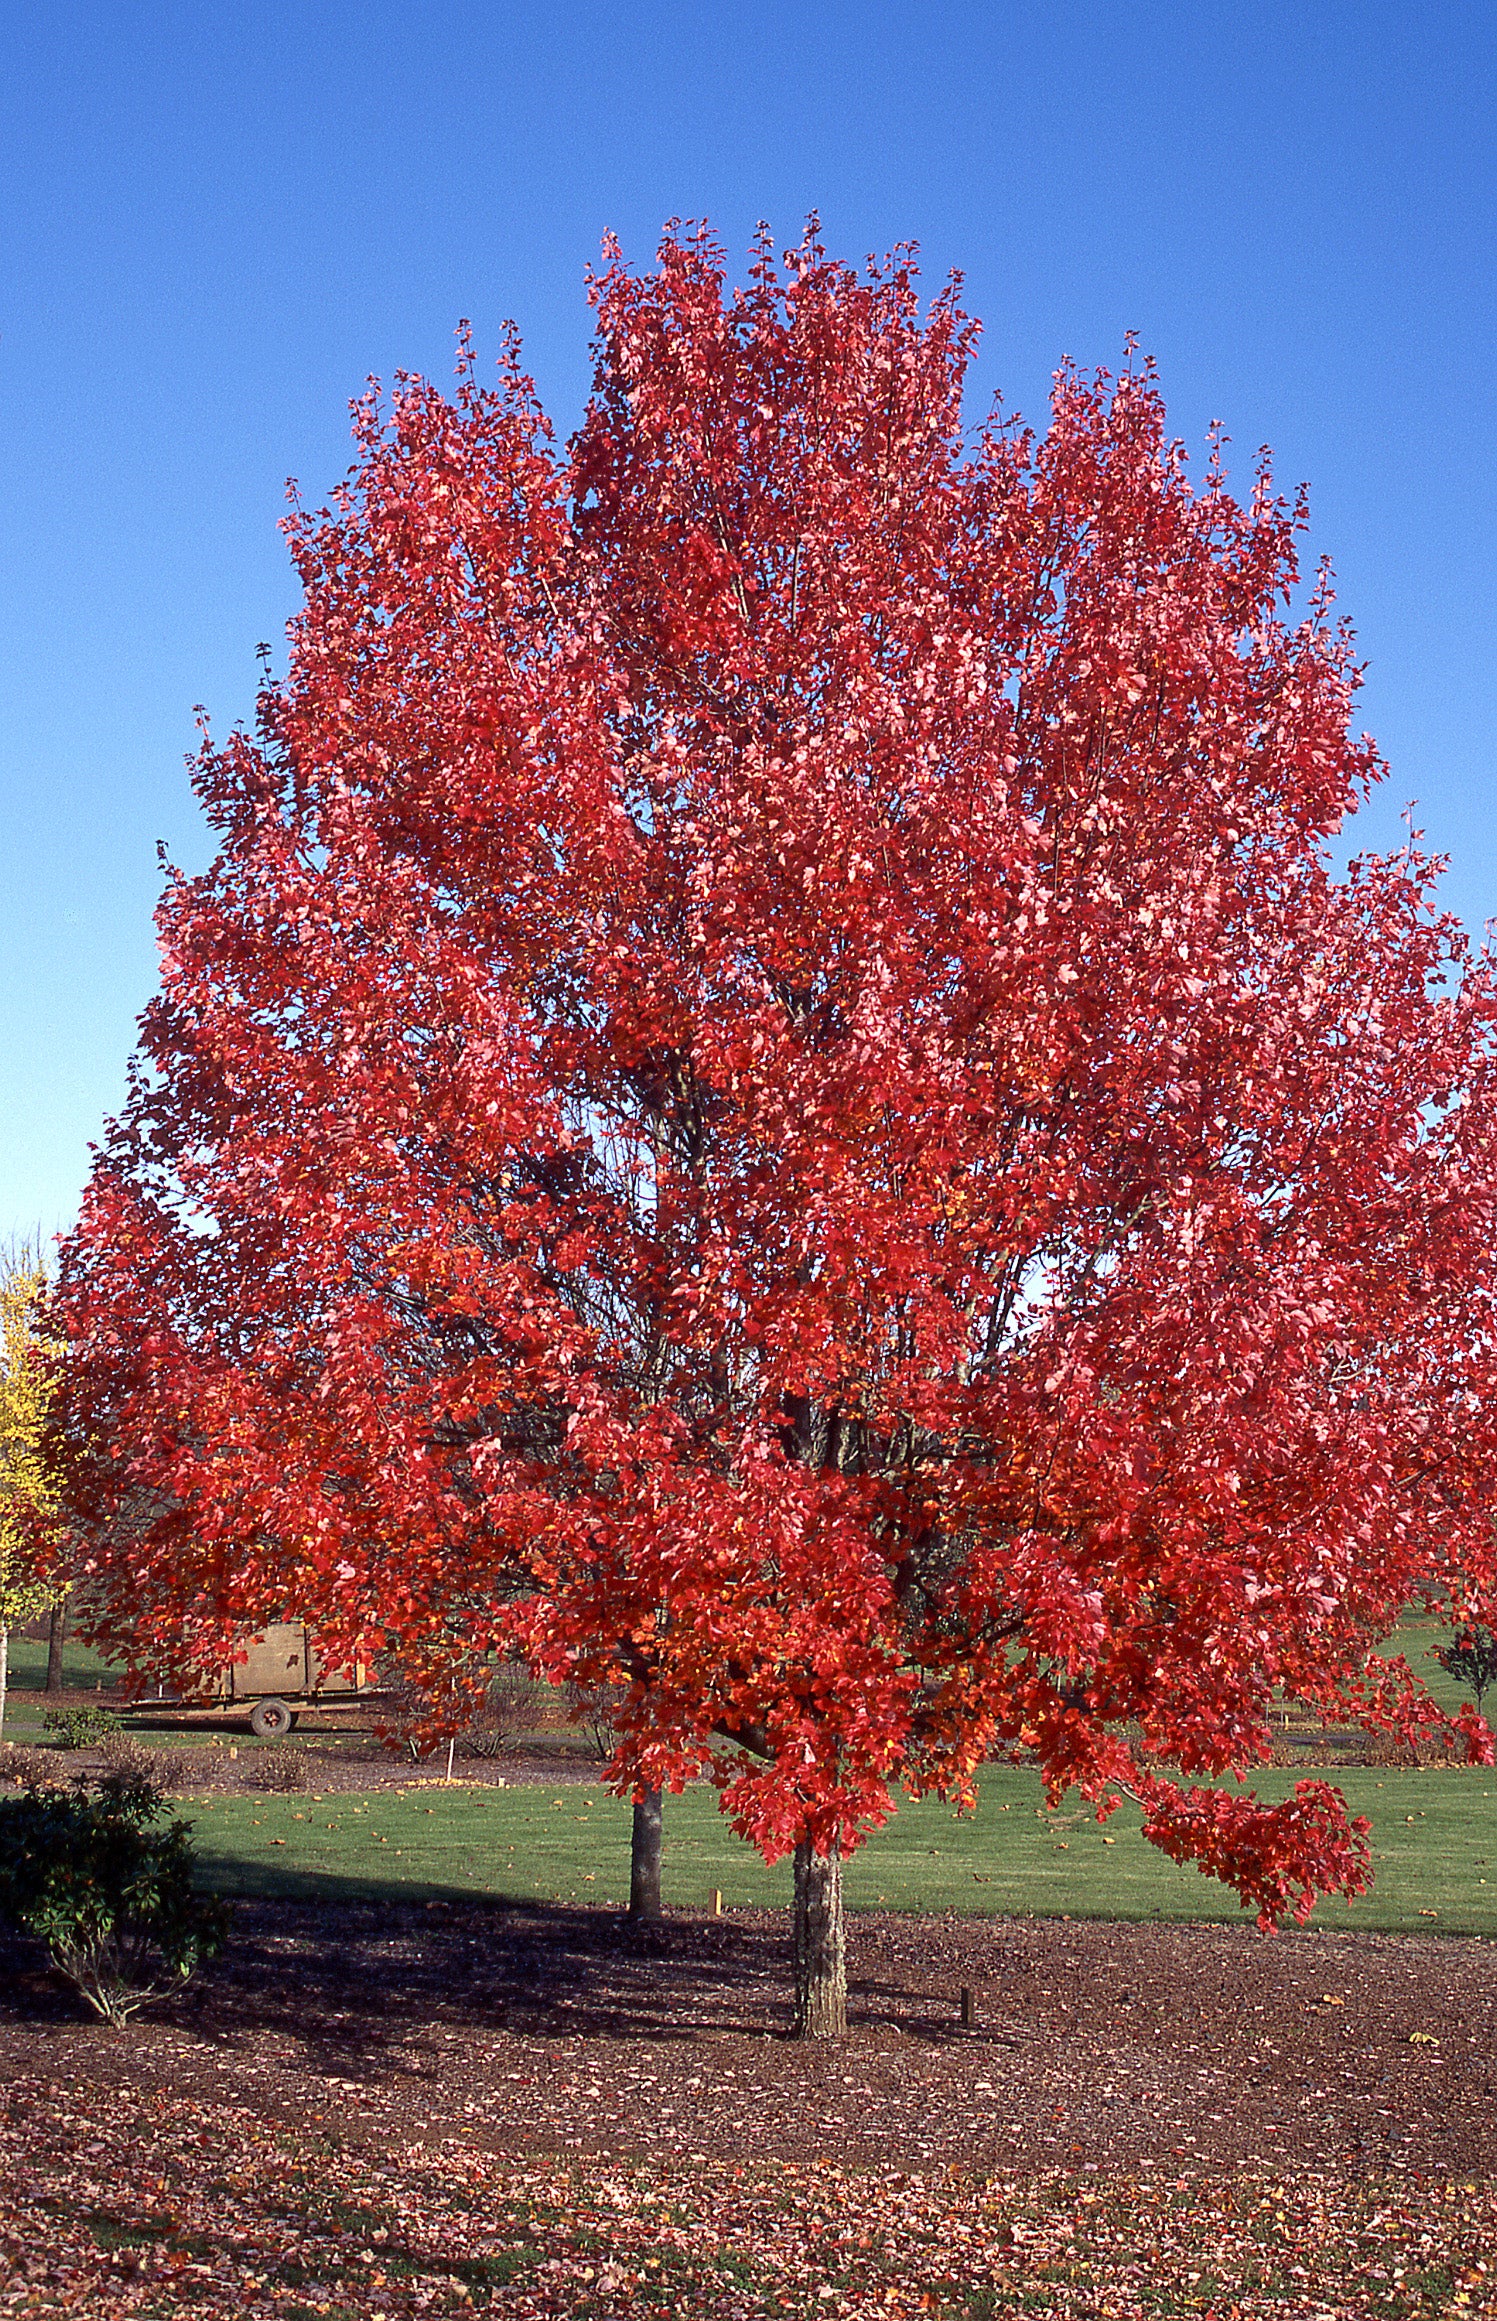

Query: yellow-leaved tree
left=0, top=1235, right=62, bottom=1736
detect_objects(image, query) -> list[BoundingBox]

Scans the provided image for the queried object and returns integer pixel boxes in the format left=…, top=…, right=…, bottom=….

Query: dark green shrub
left=41, top=1704, right=115, bottom=1749
left=1436, top=1624, right=1497, bottom=1721
left=0, top=1774, right=227, bottom=2024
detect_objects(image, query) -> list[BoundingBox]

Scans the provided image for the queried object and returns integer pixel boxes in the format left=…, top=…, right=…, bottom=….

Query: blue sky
left=3, top=0, right=1495, bottom=1242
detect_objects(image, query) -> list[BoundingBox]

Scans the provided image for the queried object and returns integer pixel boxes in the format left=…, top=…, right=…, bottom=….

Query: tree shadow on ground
left=0, top=1894, right=810, bottom=2063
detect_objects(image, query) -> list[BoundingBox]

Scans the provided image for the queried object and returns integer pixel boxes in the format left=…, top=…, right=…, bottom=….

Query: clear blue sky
left=3, top=0, right=1494, bottom=1243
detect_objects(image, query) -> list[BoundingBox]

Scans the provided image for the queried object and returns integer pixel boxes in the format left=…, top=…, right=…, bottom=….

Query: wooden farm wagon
left=216, top=1622, right=373, bottom=1737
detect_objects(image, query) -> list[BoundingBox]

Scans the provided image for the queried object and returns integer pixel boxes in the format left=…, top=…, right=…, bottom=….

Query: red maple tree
left=56, top=225, right=1497, bottom=2035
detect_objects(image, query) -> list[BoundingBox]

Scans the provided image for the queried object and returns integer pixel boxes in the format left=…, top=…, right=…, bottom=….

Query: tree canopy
left=56, top=226, right=1497, bottom=2027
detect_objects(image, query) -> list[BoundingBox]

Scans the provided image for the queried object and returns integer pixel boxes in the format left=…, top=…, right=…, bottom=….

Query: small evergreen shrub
left=0, top=1773, right=227, bottom=2024
left=1436, top=1623, right=1497, bottom=1721
left=42, top=1704, right=116, bottom=1750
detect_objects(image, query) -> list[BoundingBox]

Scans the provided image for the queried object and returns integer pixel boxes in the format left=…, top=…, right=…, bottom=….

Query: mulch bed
left=3, top=1900, right=1493, bottom=2177
left=4, top=1903, right=1497, bottom=2315
left=2, top=1729, right=603, bottom=1795
left=142, top=1748, right=600, bottom=1796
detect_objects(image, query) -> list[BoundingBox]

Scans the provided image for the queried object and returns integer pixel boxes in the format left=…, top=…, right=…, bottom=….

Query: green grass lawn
left=3, top=1629, right=118, bottom=1694
left=178, top=1765, right=1497, bottom=1934
left=12, top=1612, right=1497, bottom=1937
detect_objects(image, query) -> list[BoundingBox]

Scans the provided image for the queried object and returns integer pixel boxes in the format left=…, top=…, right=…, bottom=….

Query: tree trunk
left=45, top=1600, right=66, bottom=1692
left=629, top=1785, right=663, bottom=1920
left=0, top=1624, right=8, bottom=1741
left=793, top=1836, right=846, bottom=2038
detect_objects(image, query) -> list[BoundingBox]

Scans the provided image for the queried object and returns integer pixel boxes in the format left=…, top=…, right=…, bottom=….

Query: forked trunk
left=629, top=1785, right=663, bottom=1920
left=793, top=1837, right=846, bottom=2038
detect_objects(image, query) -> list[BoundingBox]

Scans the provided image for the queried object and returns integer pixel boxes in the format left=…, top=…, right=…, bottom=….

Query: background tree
left=1437, top=1625, right=1497, bottom=1724
left=56, top=225, right=1497, bottom=2037
left=1, top=1235, right=64, bottom=1736
left=44, top=1598, right=67, bottom=1692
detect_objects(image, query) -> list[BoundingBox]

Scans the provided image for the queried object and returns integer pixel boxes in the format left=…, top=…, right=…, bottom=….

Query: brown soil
left=4, top=1710, right=602, bottom=1795
left=161, top=1742, right=599, bottom=1794
left=4, top=1897, right=1493, bottom=2181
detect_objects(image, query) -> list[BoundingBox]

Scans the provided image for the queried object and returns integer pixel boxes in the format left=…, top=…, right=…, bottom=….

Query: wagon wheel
left=248, top=1698, right=297, bottom=1738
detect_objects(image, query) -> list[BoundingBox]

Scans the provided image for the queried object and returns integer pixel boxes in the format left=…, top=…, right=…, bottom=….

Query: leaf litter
left=4, top=1901, right=1497, bottom=2315
left=2, top=2082, right=1492, bottom=2318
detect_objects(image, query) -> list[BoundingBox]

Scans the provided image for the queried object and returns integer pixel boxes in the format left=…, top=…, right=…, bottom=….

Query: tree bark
left=0, top=1624, right=8, bottom=1741
left=45, top=1600, right=66, bottom=1692
left=793, top=1836, right=847, bottom=2037
left=629, top=1785, right=663, bottom=1920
